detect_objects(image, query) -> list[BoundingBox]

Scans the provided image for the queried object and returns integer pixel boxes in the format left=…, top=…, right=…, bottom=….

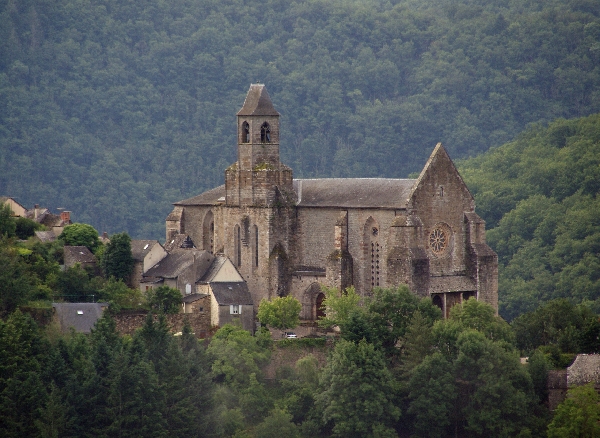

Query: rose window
left=429, top=228, right=448, bottom=254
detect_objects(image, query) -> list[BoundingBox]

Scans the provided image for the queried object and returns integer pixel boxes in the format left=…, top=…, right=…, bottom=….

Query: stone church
left=166, top=84, right=498, bottom=320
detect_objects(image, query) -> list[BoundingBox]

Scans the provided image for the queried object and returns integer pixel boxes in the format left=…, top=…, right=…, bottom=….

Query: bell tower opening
left=242, top=121, right=250, bottom=143
left=260, top=122, right=271, bottom=143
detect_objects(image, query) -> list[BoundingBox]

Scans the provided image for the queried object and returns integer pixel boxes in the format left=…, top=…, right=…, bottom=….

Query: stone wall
left=262, top=342, right=331, bottom=380
left=112, top=311, right=212, bottom=338
left=547, top=354, right=600, bottom=410
left=547, top=369, right=568, bottom=411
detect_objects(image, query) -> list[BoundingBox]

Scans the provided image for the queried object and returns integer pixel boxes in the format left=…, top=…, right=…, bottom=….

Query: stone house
left=141, top=247, right=253, bottom=331
left=27, top=206, right=72, bottom=236
left=63, top=246, right=98, bottom=271
left=196, top=254, right=254, bottom=332
left=0, top=196, right=27, bottom=217
left=165, top=84, right=498, bottom=320
left=140, top=248, right=214, bottom=294
left=130, top=239, right=167, bottom=289
left=548, top=354, right=600, bottom=410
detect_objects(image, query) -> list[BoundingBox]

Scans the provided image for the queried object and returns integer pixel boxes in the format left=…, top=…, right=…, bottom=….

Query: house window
left=242, top=121, right=250, bottom=143
left=230, top=305, right=241, bottom=315
left=260, top=122, right=271, bottom=143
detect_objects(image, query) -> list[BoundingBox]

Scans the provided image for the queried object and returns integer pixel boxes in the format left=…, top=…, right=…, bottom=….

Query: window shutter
left=239, top=305, right=242, bottom=314
left=230, top=305, right=234, bottom=314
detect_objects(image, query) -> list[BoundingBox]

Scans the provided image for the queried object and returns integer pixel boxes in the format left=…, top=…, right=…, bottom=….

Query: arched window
left=234, top=224, right=241, bottom=266
left=242, top=121, right=250, bottom=143
left=203, top=210, right=214, bottom=254
left=260, top=122, right=271, bottom=143
left=432, top=295, right=443, bottom=311
left=363, top=217, right=380, bottom=290
left=252, top=224, right=259, bottom=267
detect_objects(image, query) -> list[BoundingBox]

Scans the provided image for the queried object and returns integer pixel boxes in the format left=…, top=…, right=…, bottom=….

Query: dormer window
left=260, top=122, right=271, bottom=143
left=242, top=121, right=250, bottom=143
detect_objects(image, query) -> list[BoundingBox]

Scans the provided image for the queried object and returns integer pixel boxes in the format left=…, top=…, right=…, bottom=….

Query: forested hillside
left=460, top=114, right=600, bottom=320
left=1, top=0, right=599, bottom=238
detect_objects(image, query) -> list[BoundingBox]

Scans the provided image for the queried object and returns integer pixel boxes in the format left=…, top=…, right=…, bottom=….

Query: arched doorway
left=316, top=292, right=326, bottom=319
left=432, top=294, right=443, bottom=312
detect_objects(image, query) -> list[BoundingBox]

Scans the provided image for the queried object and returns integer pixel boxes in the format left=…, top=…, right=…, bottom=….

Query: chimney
left=34, top=204, right=40, bottom=219
left=61, top=211, right=71, bottom=223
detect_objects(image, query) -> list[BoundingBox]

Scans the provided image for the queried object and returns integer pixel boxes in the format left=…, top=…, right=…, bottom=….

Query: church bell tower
left=225, top=84, right=293, bottom=207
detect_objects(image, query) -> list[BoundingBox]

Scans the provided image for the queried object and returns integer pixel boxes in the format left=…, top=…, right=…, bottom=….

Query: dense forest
left=1, top=274, right=598, bottom=437
left=1, top=0, right=599, bottom=238
left=2, top=1, right=600, bottom=433
left=460, top=114, right=600, bottom=320
left=1, top=209, right=600, bottom=436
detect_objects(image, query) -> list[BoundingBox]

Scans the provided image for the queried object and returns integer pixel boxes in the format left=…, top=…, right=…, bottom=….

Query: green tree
left=53, top=264, right=99, bottom=302
left=100, top=232, right=134, bottom=282
left=15, top=217, right=44, bottom=240
left=340, top=286, right=441, bottom=359
left=408, top=300, right=542, bottom=437
left=0, top=241, right=37, bottom=314
left=254, top=409, right=300, bottom=438
left=512, top=299, right=596, bottom=354
left=399, top=310, right=436, bottom=376
left=0, top=311, right=49, bottom=437
left=257, top=296, right=301, bottom=331
left=0, top=204, right=16, bottom=237
left=106, top=336, right=166, bottom=437
left=35, top=382, right=69, bottom=438
left=59, top=224, right=100, bottom=252
left=145, top=285, right=182, bottom=314
left=548, top=383, right=600, bottom=438
left=99, top=277, right=141, bottom=312
left=407, top=352, right=457, bottom=438
left=316, top=339, right=400, bottom=437
left=207, top=324, right=271, bottom=388
left=318, top=286, right=361, bottom=329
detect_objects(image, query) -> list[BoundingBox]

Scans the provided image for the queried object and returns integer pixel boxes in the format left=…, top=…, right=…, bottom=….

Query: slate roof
left=182, top=293, right=209, bottom=304
left=35, top=231, right=57, bottom=243
left=143, top=249, right=213, bottom=280
left=567, top=354, right=600, bottom=386
left=429, top=276, right=477, bottom=294
left=237, top=84, right=279, bottom=116
left=164, top=234, right=195, bottom=252
left=52, top=302, right=109, bottom=334
left=294, top=178, right=416, bottom=209
left=211, top=282, right=254, bottom=305
left=174, top=185, right=226, bottom=206
left=131, top=240, right=161, bottom=262
left=174, top=178, right=417, bottom=209
left=64, top=246, right=96, bottom=264
left=198, top=255, right=229, bottom=283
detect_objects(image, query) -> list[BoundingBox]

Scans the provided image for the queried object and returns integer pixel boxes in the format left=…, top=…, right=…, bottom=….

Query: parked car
left=284, top=332, right=297, bottom=339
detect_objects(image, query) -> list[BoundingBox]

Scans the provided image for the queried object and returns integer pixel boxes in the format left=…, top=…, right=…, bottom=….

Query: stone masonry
left=166, top=84, right=498, bottom=320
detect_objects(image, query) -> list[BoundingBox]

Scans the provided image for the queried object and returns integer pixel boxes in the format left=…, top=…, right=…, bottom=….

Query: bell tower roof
left=237, top=84, right=279, bottom=116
